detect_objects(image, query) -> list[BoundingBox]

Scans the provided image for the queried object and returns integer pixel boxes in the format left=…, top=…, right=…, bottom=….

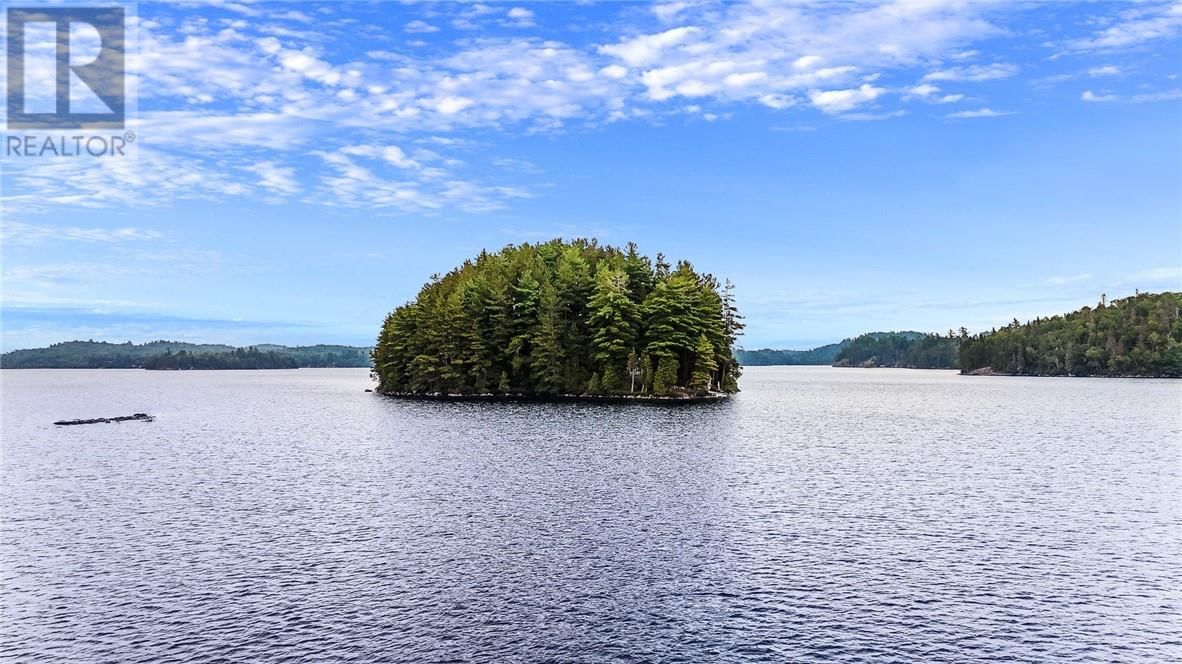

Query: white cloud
left=132, top=111, right=314, bottom=150
left=793, top=55, right=824, bottom=71
left=1082, top=88, right=1182, bottom=103
left=904, top=84, right=964, bottom=105
left=7, top=1, right=1153, bottom=216
left=434, top=96, right=475, bottom=115
left=1068, top=1, right=1182, bottom=50
left=1088, top=65, right=1121, bottom=76
left=274, top=10, right=313, bottom=24
left=809, top=84, right=884, bottom=114
left=505, top=7, right=535, bottom=28
left=840, top=109, right=907, bottom=122
left=653, top=1, right=697, bottom=23
left=946, top=108, right=1013, bottom=118
left=0, top=221, right=163, bottom=247
left=405, top=20, right=439, bottom=34
left=923, top=63, right=1018, bottom=82
left=245, top=161, right=300, bottom=195
left=311, top=145, right=532, bottom=213
left=598, top=2, right=1006, bottom=106
left=2, top=148, right=252, bottom=212
left=599, top=64, right=629, bottom=79
left=599, top=27, right=701, bottom=67
left=908, top=84, right=940, bottom=98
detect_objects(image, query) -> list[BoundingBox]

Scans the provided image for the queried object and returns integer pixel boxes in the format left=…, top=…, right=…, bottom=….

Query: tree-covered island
left=373, top=239, right=743, bottom=400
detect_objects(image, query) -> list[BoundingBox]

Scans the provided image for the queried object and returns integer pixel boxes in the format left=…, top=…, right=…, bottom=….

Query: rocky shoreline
left=960, top=366, right=1175, bottom=378
left=374, top=391, right=731, bottom=405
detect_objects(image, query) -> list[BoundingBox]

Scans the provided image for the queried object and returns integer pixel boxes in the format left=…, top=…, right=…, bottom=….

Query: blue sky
left=2, top=0, right=1180, bottom=351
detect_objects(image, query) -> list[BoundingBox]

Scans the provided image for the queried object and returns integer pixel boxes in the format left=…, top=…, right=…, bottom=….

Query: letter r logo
left=6, top=7, right=125, bottom=129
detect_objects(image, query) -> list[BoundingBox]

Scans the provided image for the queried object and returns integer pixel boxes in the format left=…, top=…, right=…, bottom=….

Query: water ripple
left=1, top=367, right=1179, bottom=662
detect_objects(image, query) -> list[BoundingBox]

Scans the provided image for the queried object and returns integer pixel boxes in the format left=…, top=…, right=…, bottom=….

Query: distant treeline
left=960, top=292, right=1181, bottom=377
left=145, top=348, right=298, bottom=370
left=740, top=292, right=1180, bottom=377
left=0, top=340, right=372, bottom=369
left=736, top=331, right=955, bottom=368
left=835, top=331, right=961, bottom=369
left=735, top=342, right=844, bottom=366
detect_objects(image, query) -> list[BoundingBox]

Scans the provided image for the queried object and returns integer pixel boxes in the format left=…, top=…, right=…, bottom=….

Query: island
left=373, top=239, right=742, bottom=400
left=959, top=291, right=1182, bottom=377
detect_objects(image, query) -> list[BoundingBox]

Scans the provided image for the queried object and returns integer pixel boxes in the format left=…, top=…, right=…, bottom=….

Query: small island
left=373, top=239, right=742, bottom=401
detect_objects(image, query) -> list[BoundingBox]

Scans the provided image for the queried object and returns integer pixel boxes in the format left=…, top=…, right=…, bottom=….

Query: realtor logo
left=6, top=6, right=126, bottom=129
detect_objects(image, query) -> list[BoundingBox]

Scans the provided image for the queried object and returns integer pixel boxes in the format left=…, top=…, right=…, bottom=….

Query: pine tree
left=589, top=265, right=640, bottom=392
left=690, top=334, right=718, bottom=393
left=372, top=239, right=749, bottom=395
left=531, top=282, right=566, bottom=394
left=652, top=356, right=679, bottom=396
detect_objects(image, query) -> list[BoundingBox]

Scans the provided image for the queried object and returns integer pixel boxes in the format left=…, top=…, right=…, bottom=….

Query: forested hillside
left=373, top=239, right=743, bottom=397
left=959, top=292, right=1182, bottom=377
left=736, top=342, right=844, bottom=366
left=834, top=331, right=961, bottom=369
left=145, top=348, right=298, bottom=370
left=0, top=340, right=371, bottom=368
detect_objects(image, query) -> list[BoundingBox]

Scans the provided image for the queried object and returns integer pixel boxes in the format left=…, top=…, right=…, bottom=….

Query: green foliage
left=144, top=347, right=298, bottom=370
left=0, top=340, right=371, bottom=369
left=834, top=331, right=960, bottom=369
left=652, top=356, right=679, bottom=396
left=736, top=343, right=844, bottom=366
left=959, top=292, right=1182, bottom=377
left=373, top=239, right=742, bottom=396
left=690, top=334, right=718, bottom=393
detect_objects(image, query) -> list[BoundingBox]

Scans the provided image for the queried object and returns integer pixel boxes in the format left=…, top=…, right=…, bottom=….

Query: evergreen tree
left=531, top=283, right=566, bottom=394
left=652, top=356, right=679, bottom=396
left=372, top=239, right=746, bottom=396
left=958, top=292, right=1181, bottom=377
left=589, top=265, right=640, bottom=390
left=690, top=334, right=718, bottom=393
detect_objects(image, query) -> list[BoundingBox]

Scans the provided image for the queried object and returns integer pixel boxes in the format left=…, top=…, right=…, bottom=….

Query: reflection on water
left=2, top=367, right=1179, bottom=662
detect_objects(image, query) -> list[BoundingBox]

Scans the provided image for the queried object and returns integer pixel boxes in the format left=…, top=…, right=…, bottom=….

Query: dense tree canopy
left=736, top=342, right=845, bottom=366
left=834, top=331, right=962, bottom=369
left=373, top=239, right=743, bottom=397
left=959, top=292, right=1182, bottom=377
left=145, top=347, right=298, bottom=370
left=0, top=341, right=371, bottom=369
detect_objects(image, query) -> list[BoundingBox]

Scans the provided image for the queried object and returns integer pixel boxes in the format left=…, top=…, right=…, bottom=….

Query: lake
left=1, top=367, right=1179, bottom=662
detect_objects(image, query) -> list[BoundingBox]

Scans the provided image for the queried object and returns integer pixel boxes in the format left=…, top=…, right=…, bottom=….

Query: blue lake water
left=2, top=367, right=1180, bottom=662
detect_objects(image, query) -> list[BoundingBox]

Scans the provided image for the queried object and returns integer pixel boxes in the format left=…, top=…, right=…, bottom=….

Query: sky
left=1, top=0, right=1180, bottom=351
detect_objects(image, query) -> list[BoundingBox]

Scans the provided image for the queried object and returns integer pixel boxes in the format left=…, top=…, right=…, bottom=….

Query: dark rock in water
left=364, top=388, right=373, bottom=392
left=54, top=413, right=154, bottom=426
